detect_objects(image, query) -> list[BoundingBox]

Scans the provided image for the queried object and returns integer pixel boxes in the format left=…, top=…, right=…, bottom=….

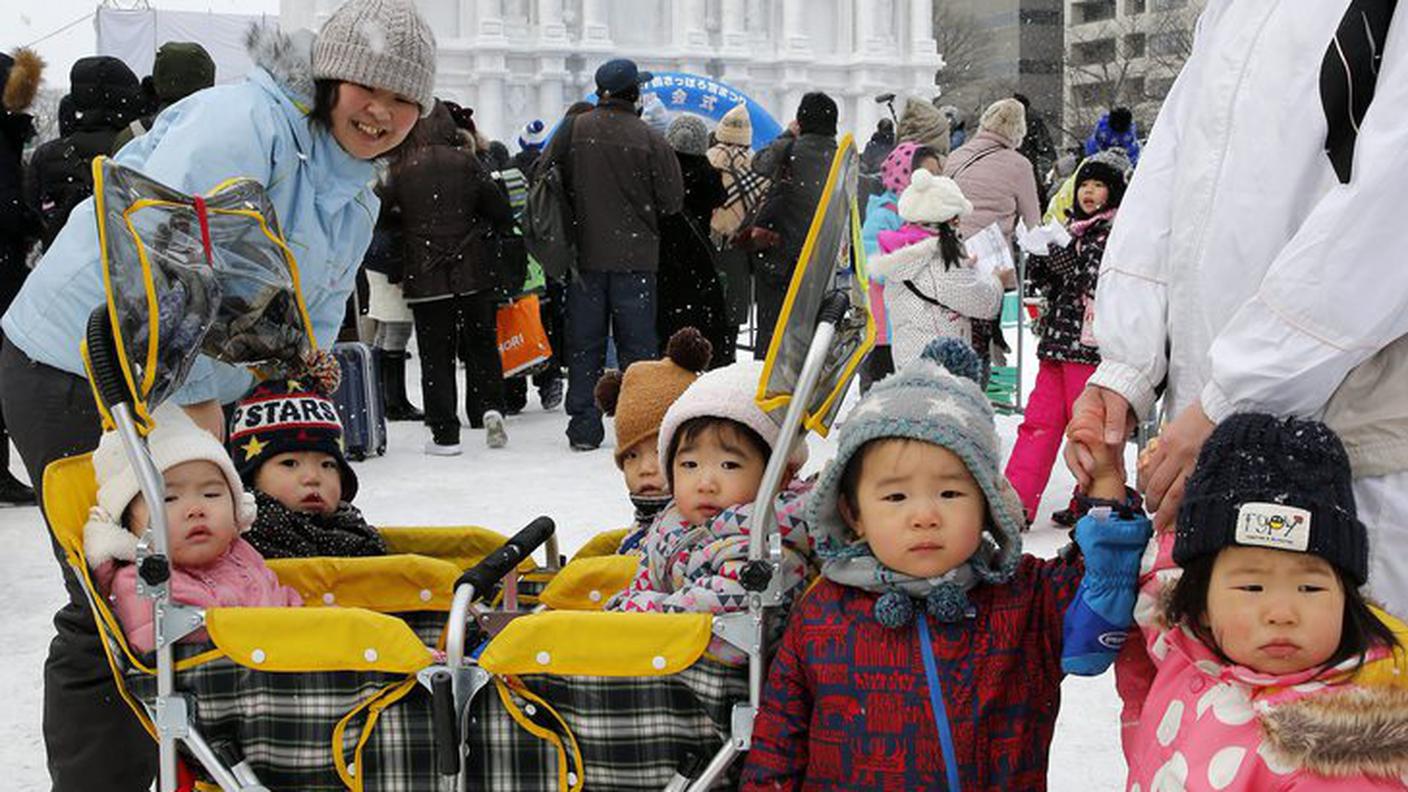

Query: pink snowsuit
left=1117, top=531, right=1408, bottom=790
left=97, top=537, right=303, bottom=654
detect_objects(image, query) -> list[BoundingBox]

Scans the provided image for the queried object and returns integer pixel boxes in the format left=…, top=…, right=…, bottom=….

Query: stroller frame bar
left=684, top=291, right=849, bottom=792
left=108, top=401, right=271, bottom=791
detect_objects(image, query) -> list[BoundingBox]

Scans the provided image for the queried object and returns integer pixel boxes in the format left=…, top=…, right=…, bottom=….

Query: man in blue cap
left=539, top=58, right=684, bottom=450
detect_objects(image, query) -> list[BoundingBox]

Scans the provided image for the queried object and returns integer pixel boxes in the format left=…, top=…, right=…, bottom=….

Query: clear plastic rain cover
left=756, top=135, right=875, bottom=437
left=94, top=157, right=313, bottom=411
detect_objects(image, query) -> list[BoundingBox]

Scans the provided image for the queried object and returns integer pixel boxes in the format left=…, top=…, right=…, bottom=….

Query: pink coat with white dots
left=1117, top=531, right=1408, bottom=791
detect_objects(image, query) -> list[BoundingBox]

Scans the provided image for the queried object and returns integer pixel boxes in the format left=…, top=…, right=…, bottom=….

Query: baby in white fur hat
left=84, top=403, right=301, bottom=654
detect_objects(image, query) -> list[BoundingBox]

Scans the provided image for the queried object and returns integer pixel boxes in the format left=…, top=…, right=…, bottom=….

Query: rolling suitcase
left=331, top=341, right=387, bottom=460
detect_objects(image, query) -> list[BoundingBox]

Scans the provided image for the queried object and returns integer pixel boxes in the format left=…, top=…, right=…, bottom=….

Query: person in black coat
left=658, top=115, right=732, bottom=367
left=24, top=56, right=141, bottom=251
left=750, top=92, right=838, bottom=359
left=0, top=47, right=44, bottom=504
left=381, top=101, right=515, bottom=454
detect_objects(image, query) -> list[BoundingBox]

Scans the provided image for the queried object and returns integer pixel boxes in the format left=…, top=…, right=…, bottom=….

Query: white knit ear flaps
left=237, top=491, right=258, bottom=532
left=83, top=507, right=139, bottom=568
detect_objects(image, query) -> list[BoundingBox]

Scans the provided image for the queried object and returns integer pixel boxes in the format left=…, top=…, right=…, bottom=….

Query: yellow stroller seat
left=44, top=452, right=524, bottom=791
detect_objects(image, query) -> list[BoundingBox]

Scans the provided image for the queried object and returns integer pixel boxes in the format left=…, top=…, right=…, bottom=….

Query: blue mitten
left=1061, top=507, right=1152, bottom=675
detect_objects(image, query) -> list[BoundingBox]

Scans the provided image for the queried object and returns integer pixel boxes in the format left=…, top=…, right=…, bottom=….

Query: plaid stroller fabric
left=125, top=635, right=439, bottom=792
left=464, top=659, right=748, bottom=791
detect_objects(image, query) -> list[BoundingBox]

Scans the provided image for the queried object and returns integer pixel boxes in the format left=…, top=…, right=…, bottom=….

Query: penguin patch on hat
left=1234, top=503, right=1311, bottom=553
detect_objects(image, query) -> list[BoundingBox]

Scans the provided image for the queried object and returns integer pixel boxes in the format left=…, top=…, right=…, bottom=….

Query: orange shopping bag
left=496, top=293, right=553, bottom=377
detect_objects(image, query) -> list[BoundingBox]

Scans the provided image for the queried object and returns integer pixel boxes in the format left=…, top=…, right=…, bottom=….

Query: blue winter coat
left=3, top=32, right=377, bottom=406
left=860, top=191, right=901, bottom=259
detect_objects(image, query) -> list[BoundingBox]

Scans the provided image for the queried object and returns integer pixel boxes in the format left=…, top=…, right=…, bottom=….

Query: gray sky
left=11, top=0, right=279, bottom=89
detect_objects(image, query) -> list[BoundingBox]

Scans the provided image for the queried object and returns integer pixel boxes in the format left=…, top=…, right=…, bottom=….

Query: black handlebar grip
left=817, top=290, right=850, bottom=326
left=454, top=516, right=555, bottom=598
left=430, top=670, right=460, bottom=776
left=85, top=306, right=131, bottom=411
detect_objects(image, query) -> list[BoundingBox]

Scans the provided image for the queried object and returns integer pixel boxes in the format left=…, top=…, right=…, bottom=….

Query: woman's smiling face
left=328, top=82, right=420, bottom=160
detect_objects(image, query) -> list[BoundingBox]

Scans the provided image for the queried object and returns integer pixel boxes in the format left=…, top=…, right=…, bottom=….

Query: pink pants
left=1004, top=358, right=1097, bottom=522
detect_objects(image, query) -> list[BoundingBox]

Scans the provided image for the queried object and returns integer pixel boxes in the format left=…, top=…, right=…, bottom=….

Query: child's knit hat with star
left=807, top=338, right=1024, bottom=582
left=227, top=379, right=359, bottom=501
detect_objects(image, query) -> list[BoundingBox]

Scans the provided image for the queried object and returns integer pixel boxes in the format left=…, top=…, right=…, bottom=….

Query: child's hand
left=1067, top=411, right=1124, bottom=500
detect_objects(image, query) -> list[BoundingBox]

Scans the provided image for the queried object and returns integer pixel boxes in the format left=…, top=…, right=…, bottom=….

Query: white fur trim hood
left=244, top=22, right=317, bottom=108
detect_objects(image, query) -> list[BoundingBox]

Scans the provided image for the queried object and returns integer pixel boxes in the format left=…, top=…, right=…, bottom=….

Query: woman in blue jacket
left=0, top=1, right=435, bottom=787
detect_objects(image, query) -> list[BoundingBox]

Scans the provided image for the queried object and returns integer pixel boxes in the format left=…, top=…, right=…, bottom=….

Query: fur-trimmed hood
left=2, top=48, right=43, bottom=114
left=1261, top=685, right=1408, bottom=779
left=244, top=23, right=317, bottom=110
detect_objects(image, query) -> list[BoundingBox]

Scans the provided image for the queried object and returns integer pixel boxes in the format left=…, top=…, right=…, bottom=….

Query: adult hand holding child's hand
left=1065, top=408, right=1124, bottom=501
left=1063, top=386, right=1135, bottom=490
left=1139, top=401, right=1215, bottom=534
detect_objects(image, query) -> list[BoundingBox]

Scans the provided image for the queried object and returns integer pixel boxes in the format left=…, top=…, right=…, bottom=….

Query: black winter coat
left=381, top=105, right=514, bottom=302
left=1028, top=215, right=1111, bottom=366
left=24, top=56, right=141, bottom=251
left=657, top=152, right=730, bottom=365
left=0, top=111, right=37, bottom=313
left=751, top=132, right=837, bottom=284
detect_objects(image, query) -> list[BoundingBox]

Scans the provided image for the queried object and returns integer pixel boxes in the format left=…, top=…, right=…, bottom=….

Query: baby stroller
left=64, top=133, right=872, bottom=790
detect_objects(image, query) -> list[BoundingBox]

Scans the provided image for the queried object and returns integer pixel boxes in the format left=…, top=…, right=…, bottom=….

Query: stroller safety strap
left=479, top=611, right=712, bottom=676
left=206, top=607, right=434, bottom=673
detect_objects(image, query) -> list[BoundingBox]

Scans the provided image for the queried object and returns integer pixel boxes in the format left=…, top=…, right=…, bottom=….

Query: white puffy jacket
left=1090, top=0, right=1408, bottom=475
left=870, top=236, right=1004, bottom=371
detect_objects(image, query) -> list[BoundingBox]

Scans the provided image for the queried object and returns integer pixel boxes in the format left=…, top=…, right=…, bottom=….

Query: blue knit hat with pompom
left=807, top=338, right=1025, bottom=625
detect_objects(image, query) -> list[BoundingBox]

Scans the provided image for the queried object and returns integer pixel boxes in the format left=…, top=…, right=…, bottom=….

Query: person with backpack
left=24, top=55, right=142, bottom=250
left=110, top=41, right=216, bottom=154
left=748, top=92, right=838, bottom=359
left=536, top=58, right=684, bottom=451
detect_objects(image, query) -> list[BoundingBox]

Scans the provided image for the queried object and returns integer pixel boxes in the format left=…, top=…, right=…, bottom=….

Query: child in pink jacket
left=84, top=404, right=302, bottom=654
left=1086, top=414, right=1408, bottom=790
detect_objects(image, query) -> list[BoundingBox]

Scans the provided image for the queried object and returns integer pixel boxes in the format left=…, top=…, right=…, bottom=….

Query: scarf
left=820, top=535, right=1008, bottom=629
left=618, top=492, right=672, bottom=554
left=1068, top=207, right=1116, bottom=240
left=245, top=490, right=387, bottom=559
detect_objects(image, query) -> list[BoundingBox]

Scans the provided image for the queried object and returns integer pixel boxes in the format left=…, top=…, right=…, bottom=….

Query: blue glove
left=1061, top=507, right=1152, bottom=676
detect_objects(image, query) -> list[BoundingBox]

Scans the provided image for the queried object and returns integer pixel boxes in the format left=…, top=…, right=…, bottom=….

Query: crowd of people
left=3, top=0, right=1408, bottom=789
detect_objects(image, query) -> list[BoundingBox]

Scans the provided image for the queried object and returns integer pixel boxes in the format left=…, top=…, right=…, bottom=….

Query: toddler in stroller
left=593, top=326, right=714, bottom=555
left=608, top=359, right=817, bottom=662
left=85, top=402, right=303, bottom=654
left=230, top=378, right=388, bottom=559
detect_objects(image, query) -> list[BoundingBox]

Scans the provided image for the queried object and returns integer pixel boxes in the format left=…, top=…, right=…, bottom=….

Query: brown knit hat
left=595, top=328, right=713, bottom=468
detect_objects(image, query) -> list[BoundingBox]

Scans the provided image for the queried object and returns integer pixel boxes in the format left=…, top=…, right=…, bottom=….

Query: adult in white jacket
left=1067, top=0, right=1408, bottom=614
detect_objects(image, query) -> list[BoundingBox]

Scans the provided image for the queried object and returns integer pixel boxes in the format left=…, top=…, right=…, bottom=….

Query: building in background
left=280, top=0, right=942, bottom=145
left=931, top=0, right=1065, bottom=144
left=1062, top=0, right=1202, bottom=147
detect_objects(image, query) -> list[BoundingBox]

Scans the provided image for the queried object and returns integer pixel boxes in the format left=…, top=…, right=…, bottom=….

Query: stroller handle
left=455, top=516, right=556, bottom=599
left=86, top=306, right=133, bottom=411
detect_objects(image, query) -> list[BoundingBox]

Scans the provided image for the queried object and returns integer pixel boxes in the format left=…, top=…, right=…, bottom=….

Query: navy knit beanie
left=1174, top=413, right=1367, bottom=585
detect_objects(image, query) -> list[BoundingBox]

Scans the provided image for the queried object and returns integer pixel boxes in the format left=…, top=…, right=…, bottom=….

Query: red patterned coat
left=741, top=554, right=1084, bottom=791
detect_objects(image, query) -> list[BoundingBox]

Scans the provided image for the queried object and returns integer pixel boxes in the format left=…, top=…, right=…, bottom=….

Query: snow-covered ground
left=0, top=337, right=1133, bottom=790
